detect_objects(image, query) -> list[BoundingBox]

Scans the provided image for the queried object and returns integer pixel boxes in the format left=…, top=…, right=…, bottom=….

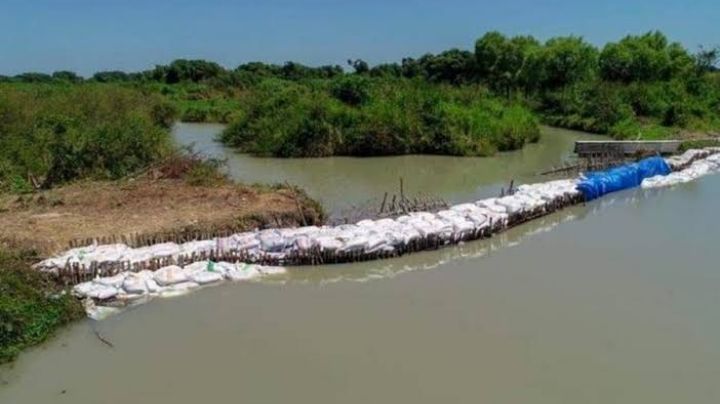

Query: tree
left=599, top=31, right=693, bottom=82
left=92, top=71, right=130, bottom=82
left=695, top=45, right=719, bottom=72
left=14, top=72, right=53, bottom=83
left=236, top=62, right=282, bottom=77
left=414, top=49, right=476, bottom=84
left=331, top=75, right=371, bottom=106
left=369, top=63, right=402, bottom=78
left=347, top=59, right=369, bottom=74
left=52, top=71, right=82, bottom=83
left=475, top=32, right=540, bottom=96
left=164, top=59, right=224, bottom=83
left=537, top=36, right=598, bottom=89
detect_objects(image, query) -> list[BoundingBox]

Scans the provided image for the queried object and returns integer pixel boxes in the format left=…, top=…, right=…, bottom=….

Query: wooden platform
left=574, top=140, right=681, bottom=157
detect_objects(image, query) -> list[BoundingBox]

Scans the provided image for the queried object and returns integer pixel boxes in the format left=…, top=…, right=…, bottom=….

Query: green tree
left=92, top=70, right=130, bottom=82
left=52, top=71, right=83, bottom=83
left=537, top=36, right=598, bottom=89
left=14, top=72, right=53, bottom=83
left=475, top=32, right=539, bottom=96
left=599, top=31, right=693, bottom=82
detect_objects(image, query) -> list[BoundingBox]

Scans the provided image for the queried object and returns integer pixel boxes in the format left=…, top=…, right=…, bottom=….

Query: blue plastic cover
left=576, top=156, right=671, bottom=201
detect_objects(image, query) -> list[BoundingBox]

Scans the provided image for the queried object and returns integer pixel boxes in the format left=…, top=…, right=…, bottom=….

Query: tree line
left=2, top=31, right=717, bottom=89
left=2, top=30, right=719, bottom=158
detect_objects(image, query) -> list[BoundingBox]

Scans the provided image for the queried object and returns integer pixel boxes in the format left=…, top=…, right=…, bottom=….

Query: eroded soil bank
left=0, top=178, right=324, bottom=257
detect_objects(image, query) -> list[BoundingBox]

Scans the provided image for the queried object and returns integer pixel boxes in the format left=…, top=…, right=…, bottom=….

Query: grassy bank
left=0, top=249, right=84, bottom=364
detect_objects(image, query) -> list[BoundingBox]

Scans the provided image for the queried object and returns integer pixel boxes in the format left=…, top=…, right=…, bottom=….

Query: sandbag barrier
left=643, top=150, right=720, bottom=188
left=39, top=180, right=584, bottom=284
left=39, top=148, right=720, bottom=292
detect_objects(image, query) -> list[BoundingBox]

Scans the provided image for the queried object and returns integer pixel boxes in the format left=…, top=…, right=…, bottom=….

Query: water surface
left=172, top=123, right=598, bottom=216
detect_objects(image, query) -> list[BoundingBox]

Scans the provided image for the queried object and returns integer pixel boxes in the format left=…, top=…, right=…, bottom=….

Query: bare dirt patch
left=0, top=178, right=323, bottom=256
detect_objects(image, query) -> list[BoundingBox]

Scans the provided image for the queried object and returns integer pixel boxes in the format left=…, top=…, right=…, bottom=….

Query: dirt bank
left=0, top=179, right=324, bottom=256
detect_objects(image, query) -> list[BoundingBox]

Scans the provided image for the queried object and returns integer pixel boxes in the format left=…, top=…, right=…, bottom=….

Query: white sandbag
left=315, top=236, right=343, bottom=251
left=153, top=265, right=189, bottom=286
left=191, top=270, right=224, bottom=285
left=466, top=212, right=487, bottom=227
left=366, top=234, right=388, bottom=251
left=375, top=218, right=396, bottom=228
left=339, top=235, right=369, bottom=253
left=182, top=261, right=211, bottom=275
left=87, top=284, right=119, bottom=300
left=94, top=272, right=128, bottom=288
left=145, top=278, right=162, bottom=293
left=73, top=281, right=96, bottom=298
left=450, top=203, right=479, bottom=214
left=225, top=263, right=261, bottom=281
left=74, top=281, right=118, bottom=299
left=258, top=231, right=287, bottom=252
left=293, top=235, right=313, bottom=251
left=122, top=274, right=149, bottom=294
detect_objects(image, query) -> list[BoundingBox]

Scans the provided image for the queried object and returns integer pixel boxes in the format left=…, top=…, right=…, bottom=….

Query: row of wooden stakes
left=54, top=192, right=585, bottom=286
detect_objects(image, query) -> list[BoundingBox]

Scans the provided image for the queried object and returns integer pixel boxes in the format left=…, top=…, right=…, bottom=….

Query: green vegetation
left=0, top=83, right=177, bottom=192
left=220, top=78, right=539, bottom=157
left=5, top=30, right=715, bottom=158
left=0, top=249, right=84, bottom=364
left=470, top=31, right=720, bottom=138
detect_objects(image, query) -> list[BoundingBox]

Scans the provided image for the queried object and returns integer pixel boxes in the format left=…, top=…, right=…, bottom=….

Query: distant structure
left=574, top=140, right=681, bottom=158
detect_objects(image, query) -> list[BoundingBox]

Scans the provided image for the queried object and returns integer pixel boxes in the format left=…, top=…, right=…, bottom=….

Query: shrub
left=0, top=250, right=84, bottom=363
left=221, top=78, right=540, bottom=157
left=0, top=84, right=176, bottom=191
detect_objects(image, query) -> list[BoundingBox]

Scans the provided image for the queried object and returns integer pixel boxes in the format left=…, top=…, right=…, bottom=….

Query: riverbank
left=0, top=177, right=324, bottom=257
left=0, top=164, right=324, bottom=364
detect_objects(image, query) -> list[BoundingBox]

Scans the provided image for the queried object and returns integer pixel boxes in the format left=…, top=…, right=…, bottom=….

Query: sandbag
left=191, top=271, right=224, bottom=285
left=225, top=263, right=261, bottom=281
left=153, top=265, right=189, bottom=286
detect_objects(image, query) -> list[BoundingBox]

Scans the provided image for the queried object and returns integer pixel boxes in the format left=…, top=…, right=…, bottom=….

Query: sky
left=1, top=0, right=718, bottom=76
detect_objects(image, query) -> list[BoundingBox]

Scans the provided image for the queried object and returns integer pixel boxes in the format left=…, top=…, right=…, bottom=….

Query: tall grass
left=0, top=83, right=177, bottom=192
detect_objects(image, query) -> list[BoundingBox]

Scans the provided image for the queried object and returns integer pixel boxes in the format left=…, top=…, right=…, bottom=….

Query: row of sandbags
left=73, top=261, right=285, bottom=318
left=643, top=152, right=720, bottom=188
left=37, top=179, right=581, bottom=273
left=664, top=147, right=720, bottom=171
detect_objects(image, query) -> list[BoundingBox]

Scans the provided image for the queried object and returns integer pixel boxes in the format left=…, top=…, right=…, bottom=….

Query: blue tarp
left=576, top=156, right=671, bottom=201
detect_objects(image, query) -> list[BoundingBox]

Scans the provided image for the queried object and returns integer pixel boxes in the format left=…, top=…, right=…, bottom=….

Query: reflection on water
left=172, top=123, right=601, bottom=216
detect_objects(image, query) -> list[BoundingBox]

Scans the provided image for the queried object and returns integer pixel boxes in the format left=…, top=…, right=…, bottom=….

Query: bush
left=0, top=250, right=84, bottom=364
left=331, top=75, right=372, bottom=106
left=0, top=84, right=176, bottom=191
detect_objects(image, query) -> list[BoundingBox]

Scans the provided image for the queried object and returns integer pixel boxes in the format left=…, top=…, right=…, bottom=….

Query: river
left=1, top=125, right=719, bottom=403
left=172, top=123, right=599, bottom=217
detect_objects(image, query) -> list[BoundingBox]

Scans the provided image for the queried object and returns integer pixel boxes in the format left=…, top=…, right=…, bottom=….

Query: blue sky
left=1, top=0, right=718, bottom=76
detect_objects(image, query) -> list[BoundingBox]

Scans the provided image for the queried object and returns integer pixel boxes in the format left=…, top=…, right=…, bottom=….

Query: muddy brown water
left=172, top=123, right=599, bottom=217
left=2, top=125, right=720, bottom=403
